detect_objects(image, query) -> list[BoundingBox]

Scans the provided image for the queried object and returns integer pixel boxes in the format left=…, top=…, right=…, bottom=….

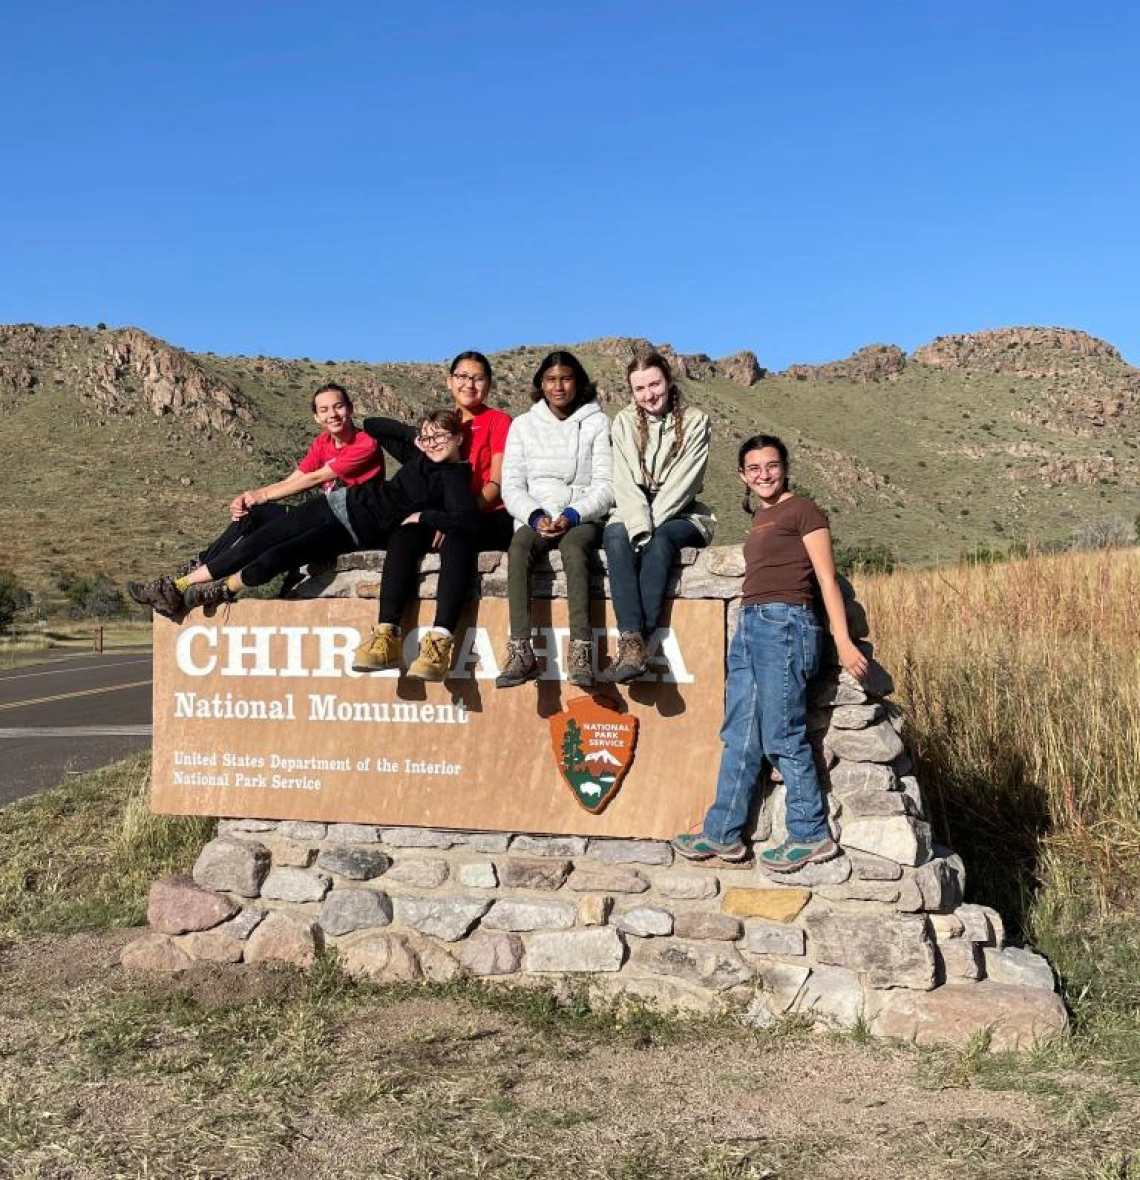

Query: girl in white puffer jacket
left=497, top=350, right=614, bottom=688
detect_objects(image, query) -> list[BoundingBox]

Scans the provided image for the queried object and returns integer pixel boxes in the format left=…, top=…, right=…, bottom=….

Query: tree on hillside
left=59, top=574, right=127, bottom=619
left=0, top=569, right=32, bottom=633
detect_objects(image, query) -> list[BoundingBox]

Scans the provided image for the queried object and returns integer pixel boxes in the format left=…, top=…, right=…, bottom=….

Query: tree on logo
left=561, top=719, right=585, bottom=773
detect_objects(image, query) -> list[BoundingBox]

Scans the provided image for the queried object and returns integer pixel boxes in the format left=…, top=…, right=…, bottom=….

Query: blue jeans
left=603, top=519, right=705, bottom=636
left=703, top=603, right=829, bottom=845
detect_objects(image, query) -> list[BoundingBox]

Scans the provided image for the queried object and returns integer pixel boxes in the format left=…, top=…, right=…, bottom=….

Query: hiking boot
left=352, top=623, right=401, bottom=673
left=759, top=836, right=839, bottom=874
left=278, top=568, right=305, bottom=597
left=407, top=631, right=453, bottom=682
left=671, top=832, right=749, bottom=863
left=182, top=578, right=238, bottom=613
left=567, top=639, right=594, bottom=688
left=126, top=574, right=184, bottom=620
left=599, top=632, right=647, bottom=683
left=495, top=638, right=538, bottom=688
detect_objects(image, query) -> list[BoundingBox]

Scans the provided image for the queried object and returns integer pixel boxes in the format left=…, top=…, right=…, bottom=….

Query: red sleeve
left=489, top=409, right=511, bottom=455
left=296, top=436, right=327, bottom=474
left=327, top=432, right=380, bottom=480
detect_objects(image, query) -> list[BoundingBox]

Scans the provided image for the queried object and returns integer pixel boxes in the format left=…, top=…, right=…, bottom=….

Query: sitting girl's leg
left=601, top=522, right=644, bottom=637
left=558, top=522, right=602, bottom=687
left=637, top=518, right=704, bottom=636
left=404, top=527, right=480, bottom=681
left=496, top=526, right=544, bottom=688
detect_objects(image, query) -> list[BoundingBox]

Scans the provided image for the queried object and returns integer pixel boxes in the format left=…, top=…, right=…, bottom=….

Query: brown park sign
left=151, top=597, right=726, bottom=839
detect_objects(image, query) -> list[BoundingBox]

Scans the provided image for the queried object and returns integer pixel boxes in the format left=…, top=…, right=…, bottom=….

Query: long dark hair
left=531, top=350, right=598, bottom=412
left=738, top=433, right=790, bottom=514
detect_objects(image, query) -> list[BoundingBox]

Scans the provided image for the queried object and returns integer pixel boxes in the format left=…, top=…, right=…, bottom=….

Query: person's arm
left=362, top=416, right=417, bottom=465
left=229, top=465, right=335, bottom=520
left=326, top=431, right=382, bottom=482
left=647, top=414, right=711, bottom=529
left=803, top=527, right=869, bottom=681
left=418, top=465, right=482, bottom=534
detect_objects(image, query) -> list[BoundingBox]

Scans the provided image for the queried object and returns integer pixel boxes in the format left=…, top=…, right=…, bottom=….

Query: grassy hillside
left=2, top=324, right=1138, bottom=591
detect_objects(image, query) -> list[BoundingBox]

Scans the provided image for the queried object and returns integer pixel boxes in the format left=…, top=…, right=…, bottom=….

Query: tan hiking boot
left=495, top=638, right=539, bottom=688
left=567, top=639, right=594, bottom=688
left=407, top=631, right=453, bottom=681
left=599, top=632, right=647, bottom=683
left=352, top=623, right=401, bottom=672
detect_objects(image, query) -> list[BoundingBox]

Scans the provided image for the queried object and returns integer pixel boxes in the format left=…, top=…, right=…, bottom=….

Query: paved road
left=0, top=650, right=152, bottom=805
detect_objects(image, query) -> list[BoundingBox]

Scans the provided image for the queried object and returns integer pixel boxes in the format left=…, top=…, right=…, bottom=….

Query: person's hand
left=837, top=639, right=869, bottom=682
left=230, top=490, right=257, bottom=521
left=430, top=529, right=444, bottom=550
left=533, top=514, right=555, bottom=535
left=542, top=514, right=570, bottom=537
left=402, top=511, right=422, bottom=526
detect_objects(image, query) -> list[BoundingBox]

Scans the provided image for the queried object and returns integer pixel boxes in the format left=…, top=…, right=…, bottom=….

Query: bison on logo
left=549, top=696, right=638, bottom=814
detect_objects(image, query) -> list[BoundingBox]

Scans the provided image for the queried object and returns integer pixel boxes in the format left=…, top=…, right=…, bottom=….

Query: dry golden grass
left=857, top=547, right=1140, bottom=915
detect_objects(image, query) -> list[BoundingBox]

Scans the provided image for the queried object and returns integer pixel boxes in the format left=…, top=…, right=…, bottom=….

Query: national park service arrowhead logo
left=549, top=696, right=638, bottom=814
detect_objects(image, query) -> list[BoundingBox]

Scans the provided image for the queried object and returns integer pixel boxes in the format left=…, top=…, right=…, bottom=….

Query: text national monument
left=134, top=546, right=1068, bottom=1050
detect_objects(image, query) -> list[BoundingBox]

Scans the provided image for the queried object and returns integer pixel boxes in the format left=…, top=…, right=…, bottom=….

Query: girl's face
left=416, top=425, right=463, bottom=463
left=541, top=364, right=577, bottom=418
left=448, top=361, right=491, bottom=418
left=313, top=389, right=353, bottom=439
left=629, top=365, right=671, bottom=417
left=739, top=446, right=786, bottom=506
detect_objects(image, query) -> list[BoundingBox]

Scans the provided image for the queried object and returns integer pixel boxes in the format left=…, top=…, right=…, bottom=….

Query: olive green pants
left=507, top=522, right=602, bottom=642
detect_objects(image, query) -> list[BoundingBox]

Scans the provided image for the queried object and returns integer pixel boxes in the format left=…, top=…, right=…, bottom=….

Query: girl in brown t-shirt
left=673, top=434, right=868, bottom=873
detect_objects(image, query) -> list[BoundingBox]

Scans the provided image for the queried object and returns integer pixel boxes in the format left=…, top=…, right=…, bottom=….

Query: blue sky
left=3, top=2, right=1138, bottom=368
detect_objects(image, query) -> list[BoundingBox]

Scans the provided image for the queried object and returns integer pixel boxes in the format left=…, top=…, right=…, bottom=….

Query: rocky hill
left=1, top=322, right=1137, bottom=591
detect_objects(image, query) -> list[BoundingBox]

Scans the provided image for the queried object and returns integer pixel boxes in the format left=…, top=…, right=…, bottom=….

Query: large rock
left=869, top=981, right=1068, bottom=1050
left=746, top=963, right=811, bottom=1024
left=393, top=896, right=490, bottom=942
left=483, top=899, right=576, bottom=931
left=325, top=823, right=382, bottom=844
left=179, top=929, right=244, bottom=964
left=192, top=837, right=270, bottom=898
left=381, top=827, right=461, bottom=849
left=804, top=911, right=935, bottom=989
left=794, top=965, right=865, bottom=1028
left=320, top=888, right=393, bottom=936
left=983, top=946, right=1056, bottom=991
left=615, top=907, right=673, bottom=937
left=316, top=846, right=391, bottom=880
left=672, top=912, right=742, bottom=941
left=147, top=874, right=238, bottom=934
left=827, top=762, right=897, bottom=795
left=510, top=835, right=587, bottom=857
left=721, top=886, right=810, bottom=922
left=566, top=867, right=649, bottom=894
left=383, top=858, right=450, bottom=888
left=744, top=920, right=806, bottom=956
left=342, top=932, right=421, bottom=981
left=525, top=928, right=626, bottom=973
left=956, top=903, right=1005, bottom=947
left=457, top=861, right=498, bottom=889
left=121, top=933, right=192, bottom=973
left=244, top=913, right=319, bottom=968
left=498, top=858, right=571, bottom=890
left=825, top=721, right=905, bottom=763
left=457, top=931, right=524, bottom=976
left=634, top=940, right=753, bottom=991
left=277, top=821, right=328, bottom=842
left=655, top=871, right=719, bottom=900
left=839, top=816, right=933, bottom=866
left=586, top=839, right=672, bottom=866
left=261, top=867, right=330, bottom=903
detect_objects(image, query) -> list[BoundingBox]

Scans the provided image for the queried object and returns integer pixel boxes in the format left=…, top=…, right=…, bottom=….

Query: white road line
left=0, top=726, right=153, bottom=738
left=0, top=657, right=153, bottom=681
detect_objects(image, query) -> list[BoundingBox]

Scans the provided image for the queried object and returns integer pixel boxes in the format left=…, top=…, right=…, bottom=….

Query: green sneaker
left=759, top=836, right=839, bottom=874
left=671, top=832, right=748, bottom=863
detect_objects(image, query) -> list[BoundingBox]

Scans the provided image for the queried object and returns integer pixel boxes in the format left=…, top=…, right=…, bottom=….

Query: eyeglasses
left=742, top=463, right=784, bottom=477
left=451, top=372, right=488, bottom=386
left=417, top=431, right=456, bottom=448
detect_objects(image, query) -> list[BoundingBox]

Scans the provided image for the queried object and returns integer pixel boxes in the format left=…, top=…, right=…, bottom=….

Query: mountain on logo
left=549, top=699, right=639, bottom=815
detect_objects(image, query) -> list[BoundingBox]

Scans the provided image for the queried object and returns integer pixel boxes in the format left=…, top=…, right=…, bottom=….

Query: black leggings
left=379, top=510, right=514, bottom=633
left=206, top=497, right=359, bottom=587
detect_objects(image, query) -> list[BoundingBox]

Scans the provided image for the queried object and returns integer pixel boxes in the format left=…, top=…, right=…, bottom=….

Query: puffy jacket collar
left=531, top=399, right=604, bottom=427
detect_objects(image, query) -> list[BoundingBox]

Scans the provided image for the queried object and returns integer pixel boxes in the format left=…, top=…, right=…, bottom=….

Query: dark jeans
left=507, top=522, right=602, bottom=642
left=205, top=496, right=357, bottom=587
left=602, top=518, right=705, bottom=637
left=379, top=510, right=513, bottom=633
left=196, top=503, right=289, bottom=567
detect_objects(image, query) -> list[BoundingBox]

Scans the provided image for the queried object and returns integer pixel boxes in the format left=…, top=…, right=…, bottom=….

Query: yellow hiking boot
left=352, top=623, right=401, bottom=672
left=407, top=631, right=454, bottom=682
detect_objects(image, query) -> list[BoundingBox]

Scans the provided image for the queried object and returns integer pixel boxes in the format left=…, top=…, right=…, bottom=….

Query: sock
left=427, top=626, right=452, bottom=638
left=174, top=576, right=192, bottom=592
left=224, top=576, right=242, bottom=593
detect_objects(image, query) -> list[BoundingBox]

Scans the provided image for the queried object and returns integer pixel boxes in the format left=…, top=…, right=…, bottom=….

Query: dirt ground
left=0, top=930, right=1136, bottom=1179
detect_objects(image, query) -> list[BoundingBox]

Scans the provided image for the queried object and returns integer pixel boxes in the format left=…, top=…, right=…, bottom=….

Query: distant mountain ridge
left=2, top=322, right=1137, bottom=590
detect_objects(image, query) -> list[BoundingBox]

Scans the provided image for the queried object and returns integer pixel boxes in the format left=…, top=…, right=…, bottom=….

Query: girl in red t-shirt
left=673, top=434, right=868, bottom=874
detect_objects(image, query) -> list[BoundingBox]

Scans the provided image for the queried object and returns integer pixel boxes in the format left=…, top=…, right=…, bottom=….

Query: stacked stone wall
left=127, top=546, right=1067, bottom=1051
